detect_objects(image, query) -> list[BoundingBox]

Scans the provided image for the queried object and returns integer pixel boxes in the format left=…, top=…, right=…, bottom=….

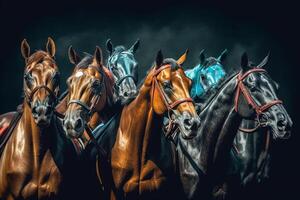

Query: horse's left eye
left=91, top=80, right=102, bottom=94
left=162, top=81, right=172, bottom=90
left=24, top=72, right=34, bottom=88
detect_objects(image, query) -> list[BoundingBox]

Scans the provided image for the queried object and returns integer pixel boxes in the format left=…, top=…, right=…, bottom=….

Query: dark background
left=0, top=0, right=299, bottom=199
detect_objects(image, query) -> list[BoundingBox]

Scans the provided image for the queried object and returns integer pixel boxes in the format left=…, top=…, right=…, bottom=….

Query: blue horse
left=185, top=49, right=227, bottom=100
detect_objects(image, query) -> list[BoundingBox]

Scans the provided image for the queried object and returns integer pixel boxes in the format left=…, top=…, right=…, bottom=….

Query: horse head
left=106, top=39, right=139, bottom=104
left=185, top=49, right=227, bottom=99
left=235, top=52, right=292, bottom=139
left=63, top=46, right=114, bottom=138
left=21, top=37, right=60, bottom=127
left=148, top=50, right=200, bottom=139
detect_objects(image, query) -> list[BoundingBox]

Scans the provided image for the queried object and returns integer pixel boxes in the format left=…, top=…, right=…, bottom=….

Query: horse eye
left=24, top=72, right=34, bottom=87
left=162, top=81, right=172, bottom=89
left=91, top=79, right=102, bottom=94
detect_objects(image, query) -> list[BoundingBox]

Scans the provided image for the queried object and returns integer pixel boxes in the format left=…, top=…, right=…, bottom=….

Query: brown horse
left=0, top=38, right=78, bottom=200
left=62, top=46, right=115, bottom=140
left=108, top=50, right=201, bottom=199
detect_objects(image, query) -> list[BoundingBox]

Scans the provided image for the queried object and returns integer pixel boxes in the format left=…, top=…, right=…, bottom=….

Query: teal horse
left=185, top=49, right=227, bottom=100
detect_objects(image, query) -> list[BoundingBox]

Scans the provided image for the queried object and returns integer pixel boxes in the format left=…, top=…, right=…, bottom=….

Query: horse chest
left=7, top=150, right=62, bottom=199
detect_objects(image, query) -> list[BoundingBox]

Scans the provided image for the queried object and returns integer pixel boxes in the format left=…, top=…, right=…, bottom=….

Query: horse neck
left=196, top=73, right=243, bottom=174
left=17, top=103, right=61, bottom=161
left=120, top=71, right=161, bottom=141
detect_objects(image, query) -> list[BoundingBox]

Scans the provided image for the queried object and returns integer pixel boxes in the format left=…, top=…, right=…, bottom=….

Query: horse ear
left=218, top=49, right=228, bottom=63
left=68, top=46, right=80, bottom=65
left=155, top=50, right=164, bottom=69
left=46, top=37, right=56, bottom=57
left=21, top=39, right=30, bottom=62
left=241, top=52, right=249, bottom=71
left=177, top=49, right=189, bottom=66
left=257, top=52, right=270, bottom=68
left=106, top=39, right=113, bottom=55
left=93, top=46, right=103, bottom=66
left=199, top=49, right=205, bottom=65
left=129, top=39, right=140, bottom=54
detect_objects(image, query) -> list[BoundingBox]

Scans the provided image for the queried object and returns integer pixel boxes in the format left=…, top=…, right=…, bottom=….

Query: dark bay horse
left=173, top=52, right=292, bottom=199
left=106, top=39, right=140, bottom=105
left=0, top=38, right=79, bottom=200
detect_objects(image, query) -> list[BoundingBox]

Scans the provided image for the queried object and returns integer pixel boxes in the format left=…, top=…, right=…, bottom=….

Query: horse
left=185, top=49, right=227, bottom=100
left=0, top=38, right=80, bottom=200
left=172, top=52, right=292, bottom=199
left=62, top=46, right=117, bottom=198
left=106, top=39, right=140, bottom=105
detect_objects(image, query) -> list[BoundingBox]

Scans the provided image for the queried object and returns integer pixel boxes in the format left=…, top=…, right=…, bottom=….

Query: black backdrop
left=0, top=0, right=299, bottom=199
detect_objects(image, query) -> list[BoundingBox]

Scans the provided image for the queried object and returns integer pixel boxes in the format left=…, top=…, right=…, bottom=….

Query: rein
left=152, top=64, right=194, bottom=138
left=234, top=68, right=282, bottom=133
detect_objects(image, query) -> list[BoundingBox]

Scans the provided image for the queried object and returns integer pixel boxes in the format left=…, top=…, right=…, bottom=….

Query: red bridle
left=152, top=64, right=194, bottom=138
left=234, top=68, right=282, bottom=132
left=152, top=64, right=194, bottom=111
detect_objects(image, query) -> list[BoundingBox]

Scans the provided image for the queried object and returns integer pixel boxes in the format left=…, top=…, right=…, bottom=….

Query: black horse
left=172, top=52, right=292, bottom=199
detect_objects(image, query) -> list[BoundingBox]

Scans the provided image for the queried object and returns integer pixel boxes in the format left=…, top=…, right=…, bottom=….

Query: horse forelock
left=26, top=51, right=55, bottom=67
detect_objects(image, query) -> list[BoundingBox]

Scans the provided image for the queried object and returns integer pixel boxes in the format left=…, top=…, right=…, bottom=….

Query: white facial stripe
left=75, top=71, right=84, bottom=77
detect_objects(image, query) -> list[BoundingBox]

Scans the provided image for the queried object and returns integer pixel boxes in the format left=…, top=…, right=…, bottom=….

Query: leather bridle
left=152, top=64, right=194, bottom=138
left=234, top=68, right=282, bottom=133
left=115, top=74, right=137, bottom=86
left=67, top=68, right=106, bottom=118
left=24, top=84, right=58, bottom=109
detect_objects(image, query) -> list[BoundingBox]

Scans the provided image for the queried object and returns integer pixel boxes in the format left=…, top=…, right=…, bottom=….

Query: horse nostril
left=32, top=107, right=38, bottom=115
left=184, top=118, right=192, bottom=127
left=277, top=119, right=287, bottom=130
left=45, top=106, right=52, bottom=116
left=74, top=119, right=83, bottom=132
left=124, top=91, right=129, bottom=97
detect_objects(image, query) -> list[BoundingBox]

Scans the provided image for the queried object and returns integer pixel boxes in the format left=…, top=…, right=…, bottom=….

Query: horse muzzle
left=269, top=111, right=293, bottom=139
left=32, top=103, right=53, bottom=127
left=176, top=111, right=200, bottom=139
left=63, top=111, right=85, bottom=138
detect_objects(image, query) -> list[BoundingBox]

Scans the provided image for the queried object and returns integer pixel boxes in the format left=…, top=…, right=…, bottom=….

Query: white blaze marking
left=75, top=71, right=84, bottom=77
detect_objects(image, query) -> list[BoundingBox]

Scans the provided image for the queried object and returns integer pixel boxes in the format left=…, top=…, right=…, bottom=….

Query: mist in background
left=0, top=1, right=299, bottom=199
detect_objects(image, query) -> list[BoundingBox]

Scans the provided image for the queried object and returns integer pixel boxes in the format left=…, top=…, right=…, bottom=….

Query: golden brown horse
left=106, top=50, right=200, bottom=199
left=0, top=38, right=77, bottom=200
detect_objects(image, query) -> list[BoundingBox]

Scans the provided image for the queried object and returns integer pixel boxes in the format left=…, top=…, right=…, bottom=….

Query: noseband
left=153, top=64, right=194, bottom=138
left=25, top=85, right=58, bottom=108
left=115, top=75, right=137, bottom=86
left=234, top=68, right=282, bottom=132
left=67, top=68, right=106, bottom=118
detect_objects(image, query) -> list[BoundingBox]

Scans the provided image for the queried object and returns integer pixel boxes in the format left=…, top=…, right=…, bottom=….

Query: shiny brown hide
left=0, top=38, right=68, bottom=200
left=109, top=62, right=196, bottom=199
left=0, top=103, right=62, bottom=199
left=0, top=112, right=16, bottom=138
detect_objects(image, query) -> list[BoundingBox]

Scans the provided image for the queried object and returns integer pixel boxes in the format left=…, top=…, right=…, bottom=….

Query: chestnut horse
left=0, top=38, right=79, bottom=200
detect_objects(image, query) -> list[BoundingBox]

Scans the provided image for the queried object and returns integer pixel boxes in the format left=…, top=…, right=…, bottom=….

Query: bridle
left=152, top=64, right=194, bottom=138
left=24, top=70, right=59, bottom=109
left=67, top=67, right=106, bottom=118
left=108, top=51, right=137, bottom=88
left=115, top=74, right=137, bottom=86
left=234, top=68, right=282, bottom=133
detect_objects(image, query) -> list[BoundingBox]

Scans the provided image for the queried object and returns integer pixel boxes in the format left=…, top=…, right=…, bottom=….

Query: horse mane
left=26, top=50, right=53, bottom=66
left=197, top=70, right=240, bottom=109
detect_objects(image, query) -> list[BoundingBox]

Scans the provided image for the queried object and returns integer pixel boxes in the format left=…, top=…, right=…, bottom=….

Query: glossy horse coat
left=173, top=53, right=292, bottom=199
left=0, top=38, right=78, bottom=200
left=108, top=51, right=199, bottom=199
